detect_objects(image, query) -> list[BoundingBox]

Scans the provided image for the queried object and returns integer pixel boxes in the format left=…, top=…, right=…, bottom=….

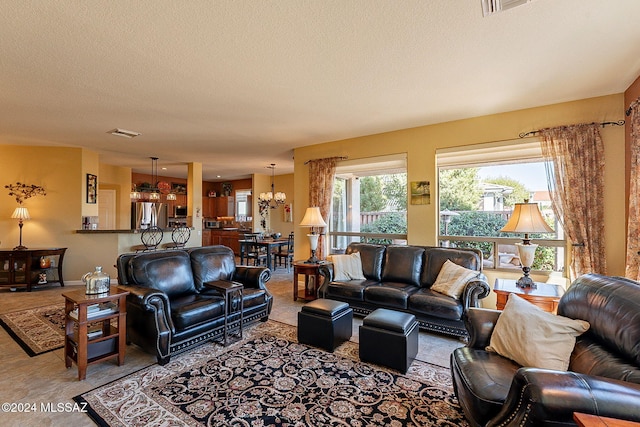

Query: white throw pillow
left=487, top=293, right=590, bottom=371
left=431, top=259, right=480, bottom=299
left=329, top=252, right=366, bottom=281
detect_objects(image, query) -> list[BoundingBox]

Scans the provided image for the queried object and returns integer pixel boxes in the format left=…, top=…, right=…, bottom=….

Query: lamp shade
left=500, top=202, right=553, bottom=234
left=11, top=207, right=30, bottom=220
left=299, top=207, right=327, bottom=228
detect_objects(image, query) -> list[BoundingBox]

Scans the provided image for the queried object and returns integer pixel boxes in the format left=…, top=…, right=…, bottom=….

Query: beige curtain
left=307, top=157, right=339, bottom=260
left=626, top=98, right=640, bottom=280
left=539, top=123, right=606, bottom=280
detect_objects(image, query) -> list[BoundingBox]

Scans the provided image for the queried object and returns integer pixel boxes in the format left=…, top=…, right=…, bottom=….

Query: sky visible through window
left=478, top=162, right=547, bottom=192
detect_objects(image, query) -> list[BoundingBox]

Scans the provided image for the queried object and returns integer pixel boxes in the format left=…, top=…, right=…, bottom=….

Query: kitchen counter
left=76, top=229, right=138, bottom=234
left=75, top=228, right=200, bottom=259
left=76, top=228, right=195, bottom=234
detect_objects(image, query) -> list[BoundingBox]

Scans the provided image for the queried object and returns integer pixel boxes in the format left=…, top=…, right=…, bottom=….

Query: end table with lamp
left=299, top=207, right=327, bottom=264
left=499, top=199, right=554, bottom=288
left=293, top=260, right=332, bottom=301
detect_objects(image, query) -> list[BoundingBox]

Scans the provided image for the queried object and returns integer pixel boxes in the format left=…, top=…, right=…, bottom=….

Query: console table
left=0, top=248, right=66, bottom=292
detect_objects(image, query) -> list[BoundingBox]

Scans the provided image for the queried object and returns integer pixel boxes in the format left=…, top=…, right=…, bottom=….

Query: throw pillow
left=431, top=259, right=480, bottom=299
left=487, top=293, right=590, bottom=371
left=329, top=252, right=366, bottom=281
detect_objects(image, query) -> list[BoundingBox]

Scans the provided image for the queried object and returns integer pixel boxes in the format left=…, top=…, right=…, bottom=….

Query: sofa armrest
left=487, top=368, right=640, bottom=427
left=461, top=273, right=491, bottom=311
left=118, top=284, right=170, bottom=312
left=465, top=307, right=501, bottom=349
left=117, top=284, right=175, bottom=333
left=317, top=264, right=334, bottom=297
left=232, top=265, right=271, bottom=290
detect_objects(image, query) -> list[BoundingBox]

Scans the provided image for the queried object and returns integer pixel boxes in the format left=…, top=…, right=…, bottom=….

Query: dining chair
left=273, top=232, right=294, bottom=272
left=242, top=233, right=267, bottom=266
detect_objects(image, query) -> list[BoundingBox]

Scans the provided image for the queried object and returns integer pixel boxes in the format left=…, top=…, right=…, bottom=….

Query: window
left=235, top=189, right=251, bottom=219
left=437, top=141, right=566, bottom=275
left=329, top=154, right=407, bottom=252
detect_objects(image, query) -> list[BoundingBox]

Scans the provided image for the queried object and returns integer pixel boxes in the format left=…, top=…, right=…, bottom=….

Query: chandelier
left=131, top=157, right=168, bottom=201
left=258, top=164, right=286, bottom=209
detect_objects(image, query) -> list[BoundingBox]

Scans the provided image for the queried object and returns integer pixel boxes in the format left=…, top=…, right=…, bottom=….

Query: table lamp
left=299, top=207, right=327, bottom=263
left=12, top=206, right=30, bottom=250
left=500, top=200, right=553, bottom=288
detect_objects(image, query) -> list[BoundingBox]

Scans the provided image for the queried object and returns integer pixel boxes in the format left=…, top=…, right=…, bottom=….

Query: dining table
left=238, top=238, right=289, bottom=270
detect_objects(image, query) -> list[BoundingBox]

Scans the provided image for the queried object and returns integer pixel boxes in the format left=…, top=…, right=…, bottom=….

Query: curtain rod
left=627, top=98, right=640, bottom=116
left=518, top=120, right=625, bottom=138
left=304, top=156, right=348, bottom=165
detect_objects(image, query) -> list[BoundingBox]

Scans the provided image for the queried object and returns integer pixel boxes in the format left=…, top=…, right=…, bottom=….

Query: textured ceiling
left=2, top=0, right=640, bottom=180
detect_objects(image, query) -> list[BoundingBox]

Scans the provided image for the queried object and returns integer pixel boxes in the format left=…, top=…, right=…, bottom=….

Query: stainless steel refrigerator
left=131, top=202, right=167, bottom=230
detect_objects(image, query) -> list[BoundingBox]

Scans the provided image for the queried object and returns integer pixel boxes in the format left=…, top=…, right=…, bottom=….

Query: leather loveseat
left=318, top=242, right=490, bottom=338
left=451, top=273, right=640, bottom=427
left=116, top=245, right=272, bottom=364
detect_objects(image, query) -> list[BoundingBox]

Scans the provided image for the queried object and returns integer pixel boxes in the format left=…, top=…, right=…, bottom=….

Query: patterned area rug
left=75, top=321, right=468, bottom=427
left=0, top=304, right=65, bottom=356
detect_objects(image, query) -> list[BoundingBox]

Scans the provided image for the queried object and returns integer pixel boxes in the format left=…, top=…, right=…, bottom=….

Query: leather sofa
left=318, top=243, right=490, bottom=338
left=116, top=245, right=272, bottom=365
left=451, top=273, right=640, bottom=427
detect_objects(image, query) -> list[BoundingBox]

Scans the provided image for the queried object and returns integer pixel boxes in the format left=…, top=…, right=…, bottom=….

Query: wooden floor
left=0, top=267, right=463, bottom=426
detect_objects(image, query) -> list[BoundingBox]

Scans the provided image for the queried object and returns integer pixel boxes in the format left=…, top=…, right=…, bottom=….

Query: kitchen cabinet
left=217, top=196, right=234, bottom=217
left=0, top=248, right=66, bottom=291
left=203, top=196, right=235, bottom=218
left=205, top=230, right=241, bottom=255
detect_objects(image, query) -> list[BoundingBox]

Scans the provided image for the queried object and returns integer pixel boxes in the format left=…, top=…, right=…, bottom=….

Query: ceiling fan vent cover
left=482, top=0, right=531, bottom=16
left=108, top=128, right=141, bottom=138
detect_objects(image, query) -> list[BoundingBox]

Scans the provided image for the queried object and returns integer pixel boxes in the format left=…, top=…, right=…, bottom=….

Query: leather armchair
left=451, top=274, right=640, bottom=427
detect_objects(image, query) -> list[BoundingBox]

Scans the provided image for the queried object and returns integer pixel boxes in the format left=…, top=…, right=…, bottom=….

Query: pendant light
left=258, top=164, right=286, bottom=209
left=148, top=157, right=160, bottom=200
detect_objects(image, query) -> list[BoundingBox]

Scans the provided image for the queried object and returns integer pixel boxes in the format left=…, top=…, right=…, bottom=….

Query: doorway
left=98, top=189, right=116, bottom=230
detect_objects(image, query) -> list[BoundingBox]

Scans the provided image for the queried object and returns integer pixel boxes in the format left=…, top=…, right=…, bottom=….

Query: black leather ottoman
left=359, top=308, right=419, bottom=373
left=298, top=299, right=353, bottom=352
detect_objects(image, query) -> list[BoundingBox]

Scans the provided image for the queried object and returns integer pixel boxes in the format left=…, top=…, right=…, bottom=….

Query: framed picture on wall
left=283, top=204, right=293, bottom=222
left=171, top=182, right=187, bottom=194
left=86, top=173, right=97, bottom=204
left=410, top=181, right=430, bottom=205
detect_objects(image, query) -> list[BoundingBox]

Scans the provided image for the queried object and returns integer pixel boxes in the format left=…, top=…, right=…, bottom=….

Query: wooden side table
left=574, top=412, right=640, bottom=427
left=205, top=280, right=243, bottom=346
left=62, top=287, right=129, bottom=380
left=494, top=278, right=564, bottom=313
left=293, top=261, right=331, bottom=302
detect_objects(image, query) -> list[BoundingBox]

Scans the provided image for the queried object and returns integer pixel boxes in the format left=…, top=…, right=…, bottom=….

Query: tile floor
left=0, top=266, right=464, bottom=426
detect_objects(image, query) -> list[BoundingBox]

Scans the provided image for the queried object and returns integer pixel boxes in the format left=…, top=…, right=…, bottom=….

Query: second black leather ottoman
left=298, top=299, right=353, bottom=352
left=359, top=308, right=419, bottom=373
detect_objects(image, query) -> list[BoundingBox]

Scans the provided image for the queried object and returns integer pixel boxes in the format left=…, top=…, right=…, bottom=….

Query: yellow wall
left=293, top=94, right=627, bottom=298
left=252, top=172, right=295, bottom=237
left=0, top=146, right=119, bottom=281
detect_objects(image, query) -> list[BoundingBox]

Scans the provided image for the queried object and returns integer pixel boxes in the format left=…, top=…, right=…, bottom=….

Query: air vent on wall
left=108, top=128, right=141, bottom=138
left=482, top=0, right=532, bottom=16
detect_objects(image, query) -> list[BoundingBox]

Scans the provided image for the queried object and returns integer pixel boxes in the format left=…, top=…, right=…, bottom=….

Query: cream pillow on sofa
left=431, top=259, right=480, bottom=299
left=487, top=293, right=590, bottom=371
left=328, top=252, right=366, bottom=281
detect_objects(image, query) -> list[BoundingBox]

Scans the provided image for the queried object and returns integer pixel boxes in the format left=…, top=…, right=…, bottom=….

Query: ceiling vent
left=108, top=128, right=141, bottom=138
left=482, top=0, right=532, bottom=16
